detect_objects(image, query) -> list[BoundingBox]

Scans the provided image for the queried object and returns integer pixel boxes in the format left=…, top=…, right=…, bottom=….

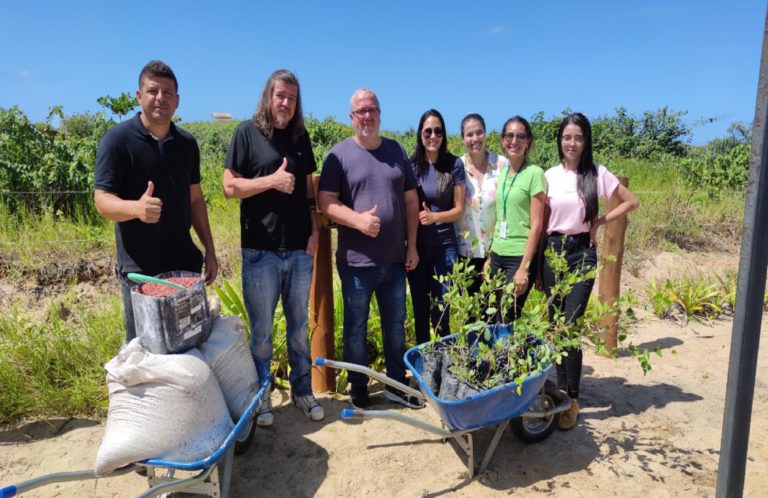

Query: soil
left=1, top=249, right=767, bottom=497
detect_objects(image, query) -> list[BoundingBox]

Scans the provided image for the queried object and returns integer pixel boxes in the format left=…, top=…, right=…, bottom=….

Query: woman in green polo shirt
left=489, top=116, right=546, bottom=323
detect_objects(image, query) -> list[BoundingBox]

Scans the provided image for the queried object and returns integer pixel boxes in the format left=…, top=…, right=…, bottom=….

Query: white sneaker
left=256, top=391, right=273, bottom=427
left=293, top=393, right=324, bottom=421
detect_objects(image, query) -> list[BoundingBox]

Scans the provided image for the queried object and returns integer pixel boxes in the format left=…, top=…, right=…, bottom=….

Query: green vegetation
left=0, top=103, right=756, bottom=423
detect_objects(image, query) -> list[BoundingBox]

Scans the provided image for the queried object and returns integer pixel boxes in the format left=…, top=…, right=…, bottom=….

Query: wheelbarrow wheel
left=511, top=380, right=562, bottom=443
left=234, top=417, right=255, bottom=455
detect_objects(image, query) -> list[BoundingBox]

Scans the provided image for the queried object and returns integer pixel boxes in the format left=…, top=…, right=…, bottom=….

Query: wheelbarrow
left=315, top=327, right=571, bottom=477
left=0, top=376, right=270, bottom=498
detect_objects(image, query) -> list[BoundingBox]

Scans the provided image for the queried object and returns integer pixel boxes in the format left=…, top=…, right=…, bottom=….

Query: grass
left=0, top=293, right=123, bottom=422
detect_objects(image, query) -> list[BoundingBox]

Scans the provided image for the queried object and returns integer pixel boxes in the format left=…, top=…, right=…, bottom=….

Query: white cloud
left=18, top=68, right=31, bottom=79
left=489, top=26, right=504, bottom=35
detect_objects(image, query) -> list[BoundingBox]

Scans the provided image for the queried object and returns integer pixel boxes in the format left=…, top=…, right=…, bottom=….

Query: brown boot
left=558, top=399, right=579, bottom=430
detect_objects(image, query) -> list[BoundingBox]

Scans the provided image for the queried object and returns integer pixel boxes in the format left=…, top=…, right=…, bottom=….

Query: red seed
left=138, top=277, right=200, bottom=297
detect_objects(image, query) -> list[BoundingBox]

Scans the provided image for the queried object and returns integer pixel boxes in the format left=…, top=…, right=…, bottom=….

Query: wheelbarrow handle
left=313, top=358, right=423, bottom=400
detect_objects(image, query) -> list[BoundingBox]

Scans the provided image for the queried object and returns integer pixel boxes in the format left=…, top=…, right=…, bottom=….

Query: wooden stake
left=598, top=176, right=629, bottom=353
left=310, top=174, right=336, bottom=392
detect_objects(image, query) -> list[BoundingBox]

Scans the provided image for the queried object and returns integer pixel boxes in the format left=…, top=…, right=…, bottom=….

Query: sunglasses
left=502, top=132, right=529, bottom=142
left=422, top=127, right=444, bottom=138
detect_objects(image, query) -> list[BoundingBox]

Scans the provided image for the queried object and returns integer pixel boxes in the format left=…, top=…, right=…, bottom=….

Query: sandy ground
left=2, top=251, right=767, bottom=497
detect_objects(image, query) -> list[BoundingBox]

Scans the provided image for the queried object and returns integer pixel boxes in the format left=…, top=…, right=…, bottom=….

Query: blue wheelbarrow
left=316, top=328, right=571, bottom=477
left=0, top=377, right=270, bottom=498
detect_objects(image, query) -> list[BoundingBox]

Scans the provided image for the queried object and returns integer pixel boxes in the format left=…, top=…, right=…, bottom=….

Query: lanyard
left=500, top=163, right=525, bottom=222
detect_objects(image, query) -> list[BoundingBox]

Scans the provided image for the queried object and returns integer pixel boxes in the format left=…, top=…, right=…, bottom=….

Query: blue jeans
left=407, top=243, right=457, bottom=344
left=337, top=262, right=408, bottom=389
left=242, top=249, right=314, bottom=396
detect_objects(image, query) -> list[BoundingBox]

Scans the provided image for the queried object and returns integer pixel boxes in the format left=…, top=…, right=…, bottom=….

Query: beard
left=354, top=123, right=379, bottom=139
left=274, top=114, right=290, bottom=129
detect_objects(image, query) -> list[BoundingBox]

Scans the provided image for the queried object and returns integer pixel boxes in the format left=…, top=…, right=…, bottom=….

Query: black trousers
left=541, top=232, right=596, bottom=399
left=489, top=251, right=536, bottom=324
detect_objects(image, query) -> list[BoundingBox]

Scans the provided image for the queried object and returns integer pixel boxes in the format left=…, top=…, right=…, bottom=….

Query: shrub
left=678, top=143, right=749, bottom=198
left=0, top=106, right=112, bottom=212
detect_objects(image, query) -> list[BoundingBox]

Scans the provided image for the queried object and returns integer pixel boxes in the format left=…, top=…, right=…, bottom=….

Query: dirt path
left=2, top=310, right=767, bottom=497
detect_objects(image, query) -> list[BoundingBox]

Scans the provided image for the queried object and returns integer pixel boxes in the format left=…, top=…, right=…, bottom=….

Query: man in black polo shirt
left=223, top=69, right=323, bottom=425
left=94, top=60, right=218, bottom=343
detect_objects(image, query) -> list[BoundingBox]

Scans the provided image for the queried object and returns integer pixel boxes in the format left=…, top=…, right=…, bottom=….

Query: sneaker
left=350, top=385, right=371, bottom=409
left=256, top=390, right=273, bottom=427
left=558, top=398, right=579, bottom=430
left=293, top=393, right=325, bottom=421
left=385, top=386, right=424, bottom=409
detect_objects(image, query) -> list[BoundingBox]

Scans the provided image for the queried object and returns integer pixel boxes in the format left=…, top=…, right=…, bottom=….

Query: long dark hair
left=557, top=112, right=598, bottom=224
left=410, top=109, right=455, bottom=202
left=252, top=69, right=306, bottom=143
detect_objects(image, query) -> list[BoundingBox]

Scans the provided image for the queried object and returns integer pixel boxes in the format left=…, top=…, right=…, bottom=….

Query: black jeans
left=461, top=256, right=486, bottom=297
left=541, top=232, right=597, bottom=400
left=407, top=243, right=457, bottom=344
left=117, top=270, right=137, bottom=343
left=489, top=252, right=536, bottom=323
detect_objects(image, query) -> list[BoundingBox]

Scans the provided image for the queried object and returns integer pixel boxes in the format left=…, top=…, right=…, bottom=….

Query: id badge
left=499, top=221, right=508, bottom=239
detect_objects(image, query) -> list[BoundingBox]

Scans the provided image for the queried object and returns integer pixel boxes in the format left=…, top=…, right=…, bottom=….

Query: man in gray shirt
left=318, top=88, right=422, bottom=409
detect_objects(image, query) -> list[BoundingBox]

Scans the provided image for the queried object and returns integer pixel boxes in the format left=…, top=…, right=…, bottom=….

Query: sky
left=1, top=0, right=765, bottom=145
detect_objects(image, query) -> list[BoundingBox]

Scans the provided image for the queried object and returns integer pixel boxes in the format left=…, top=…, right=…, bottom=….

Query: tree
left=97, top=92, right=137, bottom=121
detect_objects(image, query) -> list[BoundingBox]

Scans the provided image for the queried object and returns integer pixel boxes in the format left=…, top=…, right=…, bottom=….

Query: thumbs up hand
left=271, top=157, right=295, bottom=194
left=137, top=181, right=163, bottom=223
left=358, top=204, right=381, bottom=237
left=419, top=201, right=436, bottom=225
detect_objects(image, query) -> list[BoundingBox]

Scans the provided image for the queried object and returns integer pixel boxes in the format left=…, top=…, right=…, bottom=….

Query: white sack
left=197, top=316, right=259, bottom=419
left=95, top=339, right=233, bottom=476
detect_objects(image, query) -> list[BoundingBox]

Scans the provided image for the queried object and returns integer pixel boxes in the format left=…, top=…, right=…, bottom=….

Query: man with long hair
left=223, top=69, right=323, bottom=425
left=94, top=60, right=218, bottom=343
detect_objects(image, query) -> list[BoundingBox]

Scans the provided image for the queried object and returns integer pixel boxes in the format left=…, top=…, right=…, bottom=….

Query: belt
left=549, top=231, right=590, bottom=241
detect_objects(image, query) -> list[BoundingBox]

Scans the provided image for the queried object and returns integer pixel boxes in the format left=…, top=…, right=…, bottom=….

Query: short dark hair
left=501, top=115, right=534, bottom=161
left=460, top=113, right=486, bottom=137
left=253, top=69, right=306, bottom=143
left=139, top=60, right=178, bottom=92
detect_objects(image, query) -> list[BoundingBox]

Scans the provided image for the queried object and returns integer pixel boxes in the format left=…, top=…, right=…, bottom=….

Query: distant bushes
left=0, top=104, right=752, bottom=211
left=678, top=123, right=751, bottom=198
left=0, top=106, right=111, bottom=212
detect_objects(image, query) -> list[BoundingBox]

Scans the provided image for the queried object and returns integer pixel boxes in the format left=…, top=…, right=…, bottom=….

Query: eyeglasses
left=422, top=127, right=444, bottom=138
left=352, top=107, right=380, bottom=117
left=561, top=135, right=585, bottom=144
left=502, top=132, right=528, bottom=142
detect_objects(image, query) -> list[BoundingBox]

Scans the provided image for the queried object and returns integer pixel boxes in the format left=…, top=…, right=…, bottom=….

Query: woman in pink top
left=542, top=112, right=638, bottom=430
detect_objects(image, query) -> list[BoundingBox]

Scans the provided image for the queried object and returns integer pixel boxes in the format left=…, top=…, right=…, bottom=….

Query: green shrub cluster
left=0, top=106, right=112, bottom=212
left=678, top=136, right=750, bottom=198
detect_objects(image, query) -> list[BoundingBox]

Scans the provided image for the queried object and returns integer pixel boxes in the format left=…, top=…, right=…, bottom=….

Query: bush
left=678, top=143, right=750, bottom=198
left=0, top=106, right=112, bottom=212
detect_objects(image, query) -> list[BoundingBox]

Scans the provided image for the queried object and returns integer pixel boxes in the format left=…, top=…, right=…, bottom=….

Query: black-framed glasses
left=352, top=107, right=380, bottom=117
left=422, top=127, right=444, bottom=138
left=502, top=132, right=528, bottom=142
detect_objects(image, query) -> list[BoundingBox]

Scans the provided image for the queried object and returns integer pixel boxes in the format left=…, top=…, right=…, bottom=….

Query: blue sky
left=1, top=0, right=764, bottom=145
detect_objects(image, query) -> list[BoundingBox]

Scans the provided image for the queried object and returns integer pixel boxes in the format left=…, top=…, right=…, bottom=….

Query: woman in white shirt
left=454, top=113, right=509, bottom=295
left=543, top=112, right=638, bottom=430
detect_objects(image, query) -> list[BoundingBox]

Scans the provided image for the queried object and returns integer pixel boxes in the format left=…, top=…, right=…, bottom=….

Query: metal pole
left=716, top=7, right=768, bottom=497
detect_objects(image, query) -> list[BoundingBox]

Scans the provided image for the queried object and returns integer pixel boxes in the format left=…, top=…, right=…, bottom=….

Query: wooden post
left=597, top=176, right=629, bottom=353
left=310, top=174, right=336, bottom=392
